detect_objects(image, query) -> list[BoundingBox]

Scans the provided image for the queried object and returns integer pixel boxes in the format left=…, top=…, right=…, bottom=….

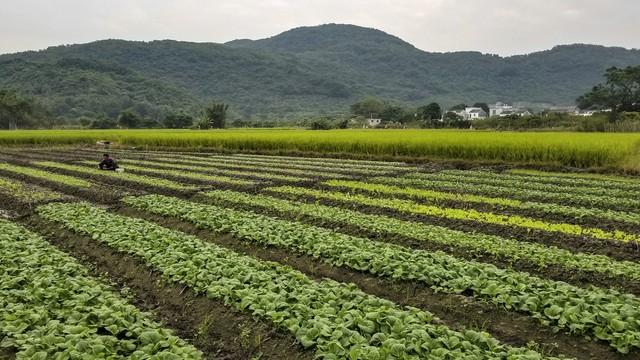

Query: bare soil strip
left=116, top=204, right=635, bottom=360
left=19, top=213, right=312, bottom=360
left=197, top=193, right=640, bottom=295
left=268, top=188, right=640, bottom=262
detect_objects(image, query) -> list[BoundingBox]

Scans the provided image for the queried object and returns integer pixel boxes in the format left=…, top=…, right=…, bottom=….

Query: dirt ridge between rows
left=17, top=213, right=312, bottom=360
left=116, top=203, right=635, bottom=360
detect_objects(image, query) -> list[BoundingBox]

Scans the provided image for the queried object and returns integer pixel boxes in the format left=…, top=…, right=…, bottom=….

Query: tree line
left=0, top=91, right=230, bottom=130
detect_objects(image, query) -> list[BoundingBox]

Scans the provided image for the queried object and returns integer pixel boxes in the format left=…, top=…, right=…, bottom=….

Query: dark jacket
left=99, top=158, right=118, bottom=170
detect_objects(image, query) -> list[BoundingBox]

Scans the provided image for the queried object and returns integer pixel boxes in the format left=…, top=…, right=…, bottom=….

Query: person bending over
left=99, top=153, right=118, bottom=171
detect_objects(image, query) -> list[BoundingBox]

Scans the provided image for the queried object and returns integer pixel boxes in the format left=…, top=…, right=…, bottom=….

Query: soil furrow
left=19, top=213, right=312, bottom=360
left=115, top=204, right=634, bottom=360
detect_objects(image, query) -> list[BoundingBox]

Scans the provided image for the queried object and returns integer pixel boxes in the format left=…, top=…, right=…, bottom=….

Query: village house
left=465, top=107, right=488, bottom=119
left=489, top=102, right=532, bottom=117
left=449, top=107, right=488, bottom=120
left=489, top=102, right=513, bottom=117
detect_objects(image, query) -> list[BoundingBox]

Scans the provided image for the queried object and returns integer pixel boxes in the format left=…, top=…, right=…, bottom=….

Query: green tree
left=380, top=105, right=405, bottom=123
left=196, top=117, right=211, bottom=129
left=90, top=115, right=118, bottom=129
left=577, top=66, right=640, bottom=115
left=417, top=102, right=442, bottom=120
left=309, top=119, right=331, bottom=130
left=449, top=103, right=467, bottom=111
left=0, top=89, right=33, bottom=130
left=350, top=97, right=386, bottom=118
left=117, top=110, right=140, bottom=128
left=204, top=102, right=229, bottom=129
left=163, top=113, right=194, bottom=129
left=473, top=102, right=490, bottom=115
left=443, top=111, right=463, bottom=122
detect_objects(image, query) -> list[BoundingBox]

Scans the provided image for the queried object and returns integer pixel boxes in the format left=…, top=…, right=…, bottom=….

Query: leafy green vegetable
left=206, top=188, right=640, bottom=281
left=124, top=194, right=640, bottom=353
left=0, top=218, right=202, bottom=359
left=0, top=162, right=91, bottom=188
left=37, top=201, right=560, bottom=359
left=280, top=184, right=640, bottom=244
left=34, top=161, right=197, bottom=191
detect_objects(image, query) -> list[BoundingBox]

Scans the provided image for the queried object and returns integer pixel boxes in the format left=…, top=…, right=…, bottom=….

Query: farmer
left=99, top=153, right=118, bottom=171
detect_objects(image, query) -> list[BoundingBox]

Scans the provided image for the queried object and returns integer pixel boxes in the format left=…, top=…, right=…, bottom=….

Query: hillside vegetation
left=1, top=24, right=639, bottom=121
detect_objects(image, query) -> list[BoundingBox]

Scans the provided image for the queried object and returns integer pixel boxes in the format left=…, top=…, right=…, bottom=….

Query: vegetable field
left=0, top=147, right=639, bottom=359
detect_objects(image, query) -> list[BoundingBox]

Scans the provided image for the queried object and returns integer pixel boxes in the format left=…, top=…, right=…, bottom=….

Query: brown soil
left=197, top=194, right=640, bottom=295
left=269, top=190, right=640, bottom=263
left=115, top=205, right=636, bottom=360
left=0, top=346, right=16, bottom=360
left=334, top=185, right=640, bottom=233
left=20, top=213, right=312, bottom=360
left=3, top=147, right=639, bottom=359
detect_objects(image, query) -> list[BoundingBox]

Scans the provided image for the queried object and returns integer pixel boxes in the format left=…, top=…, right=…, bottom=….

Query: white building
left=489, top=102, right=514, bottom=117
left=449, top=107, right=488, bottom=120
left=465, top=107, right=488, bottom=120
left=489, top=102, right=533, bottom=117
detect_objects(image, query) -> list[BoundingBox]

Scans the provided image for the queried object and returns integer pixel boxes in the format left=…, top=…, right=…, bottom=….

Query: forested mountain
left=1, top=24, right=639, bottom=121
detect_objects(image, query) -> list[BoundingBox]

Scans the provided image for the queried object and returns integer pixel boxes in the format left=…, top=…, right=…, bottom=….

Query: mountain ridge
left=1, top=24, right=639, bottom=121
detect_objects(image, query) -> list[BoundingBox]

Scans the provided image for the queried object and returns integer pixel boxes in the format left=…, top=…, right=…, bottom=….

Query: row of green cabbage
left=0, top=175, right=63, bottom=203
left=505, top=169, right=640, bottom=191
left=326, top=178, right=640, bottom=226
left=278, top=184, right=639, bottom=244
left=123, top=194, right=640, bottom=353
left=34, top=161, right=197, bottom=191
left=0, top=163, right=92, bottom=188
left=505, top=169, right=640, bottom=186
left=36, top=201, right=554, bottom=359
left=180, top=154, right=402, bottom=175
left=149, top=156, right=355, bottom=179
left=111, top=159, right=309, bottom=183
left=203, top=189, right=640, bottom=281
left=408, top=170, right=640, bottom=204
left=76, top=160, right=258, bottom=186
left=231, top=153, right=408, bottom=168
left=371, top=173, right=638, bottom=211
left=0, top=218, right=202, bottom=359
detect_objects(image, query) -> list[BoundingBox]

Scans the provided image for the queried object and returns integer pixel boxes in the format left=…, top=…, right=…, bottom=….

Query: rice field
left=1, top=147, right=640, bottom=359
left=0, top=129, right=639, bottom=170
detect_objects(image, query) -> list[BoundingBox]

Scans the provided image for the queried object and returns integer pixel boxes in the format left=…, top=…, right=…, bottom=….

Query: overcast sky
left=1, top=0, right=638, bottom=56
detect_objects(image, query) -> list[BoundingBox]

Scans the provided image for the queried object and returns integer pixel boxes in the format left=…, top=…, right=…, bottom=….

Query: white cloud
left=0, top=0, right=638, bottom=55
